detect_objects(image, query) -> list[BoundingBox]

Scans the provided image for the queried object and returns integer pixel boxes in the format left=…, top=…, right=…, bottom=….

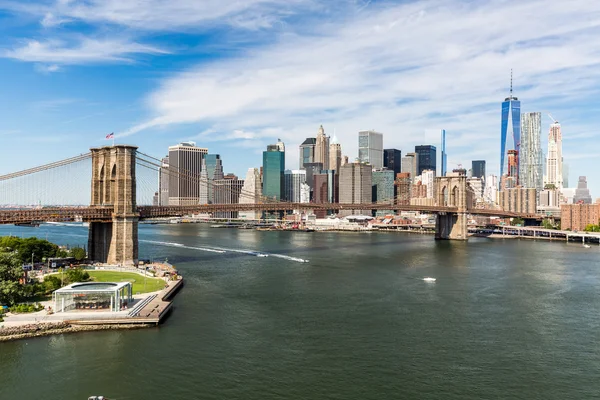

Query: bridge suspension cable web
left=0, top=153, right=92, bottom=207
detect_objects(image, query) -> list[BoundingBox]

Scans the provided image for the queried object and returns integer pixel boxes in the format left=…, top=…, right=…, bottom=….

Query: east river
left=1, top=223, right=600, bottom=399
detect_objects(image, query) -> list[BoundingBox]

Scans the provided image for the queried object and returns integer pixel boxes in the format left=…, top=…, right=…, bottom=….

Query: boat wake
left=269, top=254, right=309, bottom=263
left=141, top=240, right=226, bottom=253
left=141, top=240, right=309, bottom=263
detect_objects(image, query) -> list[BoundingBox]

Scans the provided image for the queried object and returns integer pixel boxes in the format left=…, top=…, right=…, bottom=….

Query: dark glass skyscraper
left=262, top=144, right=285, bottom=200
left=500, top=75, right=521, bottom=180
left=415, top=145, right=436, bottom=176
left=299, top=138, right=316, bottom=170
left=383, top=149, right=401, bottom=175
left=472, top=160, right=486, bottom=179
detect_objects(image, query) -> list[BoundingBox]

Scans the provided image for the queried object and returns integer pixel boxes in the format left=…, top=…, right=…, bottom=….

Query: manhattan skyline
left=0, top=1, right=599, bottom=195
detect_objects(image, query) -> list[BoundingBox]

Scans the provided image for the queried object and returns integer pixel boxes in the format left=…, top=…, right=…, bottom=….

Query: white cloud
left=4, top=37, right=168, bottom=65
left=116, top=0, right=600, bottom=177
left=3, top=0, right=315, bottom=30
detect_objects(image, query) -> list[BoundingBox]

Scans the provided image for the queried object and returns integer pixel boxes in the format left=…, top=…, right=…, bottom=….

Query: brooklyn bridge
left=0, top=145, right=540, bottom=265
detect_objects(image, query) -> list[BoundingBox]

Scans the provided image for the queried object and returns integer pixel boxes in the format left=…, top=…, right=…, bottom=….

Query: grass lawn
left=87, top=271, right=165, bottom=294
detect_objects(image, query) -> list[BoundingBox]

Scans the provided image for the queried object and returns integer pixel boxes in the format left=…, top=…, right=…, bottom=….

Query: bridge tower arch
left=88, top=145, right=139, bottom=265
left=434, top=172, right=468, bottom=240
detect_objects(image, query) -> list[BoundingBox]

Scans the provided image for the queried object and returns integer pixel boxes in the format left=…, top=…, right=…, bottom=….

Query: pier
left=68, top=277, right=184, bottom=326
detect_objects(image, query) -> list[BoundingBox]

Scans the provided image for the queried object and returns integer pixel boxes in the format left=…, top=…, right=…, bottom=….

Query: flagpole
left=112, top=135, right=115, bottom=147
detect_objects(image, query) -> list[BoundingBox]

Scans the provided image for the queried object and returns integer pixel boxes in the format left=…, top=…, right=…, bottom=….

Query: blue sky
left=1, top=0, right=600, bottom=198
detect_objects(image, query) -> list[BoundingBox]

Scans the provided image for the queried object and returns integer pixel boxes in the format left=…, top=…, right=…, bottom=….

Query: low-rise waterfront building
left=561, top=203, right=600, bottom=231
left=53, top=282, right=133, bottom=313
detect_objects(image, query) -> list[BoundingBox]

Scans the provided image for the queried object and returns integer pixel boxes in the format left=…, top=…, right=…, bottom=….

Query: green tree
left=0, top=252, right=24, bottom=305
left=0, top=281, right=22, bottom=306
left=584, top=224, right=600, bottom=232
left=0, top=252, right=22, bottom=282
left=512, top=217, right=525, bottom=226
left=66, top=268, right=90, bottom=283
left=0, top=236, right=63, bottom=264
left=44, top=275, right=63, bottom=292
left=70, top=247, right=87, bottom=261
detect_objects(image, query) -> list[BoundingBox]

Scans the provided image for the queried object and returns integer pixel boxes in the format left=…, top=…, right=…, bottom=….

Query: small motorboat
left=423, top=277, right=436, bottom=282
left=88, top=396, right=108, bottom=400
left=256, top=253, right=269, bottom=257
left=583, top=244, right=591, bottom=249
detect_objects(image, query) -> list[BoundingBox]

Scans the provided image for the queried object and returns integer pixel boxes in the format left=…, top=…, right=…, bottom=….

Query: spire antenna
left=510, top=69, right=513, bottom=97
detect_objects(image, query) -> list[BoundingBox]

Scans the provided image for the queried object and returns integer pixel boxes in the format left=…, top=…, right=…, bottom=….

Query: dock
left=68, top=277, right=184, bottom=326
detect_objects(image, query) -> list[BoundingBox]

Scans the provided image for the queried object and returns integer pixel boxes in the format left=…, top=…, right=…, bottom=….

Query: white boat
left=423, top=277, right=436, bottom=282
left=256, top=253, right=269, bottom=257
left=583, top=244, right=591, bottom=249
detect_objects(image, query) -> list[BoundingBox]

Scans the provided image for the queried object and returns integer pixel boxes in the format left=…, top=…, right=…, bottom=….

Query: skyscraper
left=213, top=176, right=244, bottom=218
left=168, top=142, right=208, bottom=205
left=314, top=125, right=330, bottom=170
left=262, top=142, right=285, bottom=201
left=158, top=156, right=169, bottom=206
left=199, top=154, right=224, bottom=204
left=372, top=169, right=395, bottom=203
left=329, top=135, right=342, bottom=174
left=401, top=152, right=419, bottom=181
left=545, top=120, right=563, bottom=189
left=299, top=137, right=316, bottom=170
left=339, top=162, right=372, bottom=216
left=500, top=72, right=521, bottom=180
left=358, top=130, right=384, bottom=169
left=383, top=149, right=401, bottom=175
left=484, top=174, right=498, bottom=204
left=415, top=145, right=436, bottom=176
left=520, top=112, right=543, bottom=191
left=573, top=176, right=592, bottom=204
left=440, top=129, right=447, bottom=177
left=284, top=170, right=307, bottom=202
left=239, top=168, right=262, bottom=220
left=471, top=160, right=486, bottom=179
left=421, top=169, right=436, bottom=199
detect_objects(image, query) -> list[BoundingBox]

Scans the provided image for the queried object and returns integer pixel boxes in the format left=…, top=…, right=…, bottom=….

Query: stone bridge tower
left=434, top=171, right=469, bottom=240
left=88, top=145, right=139, bottom=265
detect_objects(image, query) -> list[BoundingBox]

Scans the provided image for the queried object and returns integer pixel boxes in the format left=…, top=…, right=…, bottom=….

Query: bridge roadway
left=0, top=203, right=540, bottom=224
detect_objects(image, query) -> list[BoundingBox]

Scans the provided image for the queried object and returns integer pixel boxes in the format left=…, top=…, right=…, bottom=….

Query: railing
left=0, top=203, right=543, bottom=224
left=128, top=294, right=157, bottom=317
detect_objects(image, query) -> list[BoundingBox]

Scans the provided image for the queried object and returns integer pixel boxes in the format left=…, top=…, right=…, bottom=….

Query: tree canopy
left=0, top=252, right=24, bottom=305
left=0, top=236, right=67, bottom=263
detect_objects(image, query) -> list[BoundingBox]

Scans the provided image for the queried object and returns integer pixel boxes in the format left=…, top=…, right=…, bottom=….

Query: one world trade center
left=500, top=73, right=521, bottom=184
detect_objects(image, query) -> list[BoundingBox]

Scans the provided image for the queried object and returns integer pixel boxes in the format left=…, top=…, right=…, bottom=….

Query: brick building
left=561, top=204, right=600, bottom=231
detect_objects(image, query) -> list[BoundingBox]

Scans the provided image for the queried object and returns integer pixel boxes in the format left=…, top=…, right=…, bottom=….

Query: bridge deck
left=0, top=204, right=541, bottom=224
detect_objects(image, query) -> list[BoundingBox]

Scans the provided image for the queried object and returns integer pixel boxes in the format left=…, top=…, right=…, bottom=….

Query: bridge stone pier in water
left=88, top=145, right=139, bottom=266
left=434, top=172, right=470, bottom=240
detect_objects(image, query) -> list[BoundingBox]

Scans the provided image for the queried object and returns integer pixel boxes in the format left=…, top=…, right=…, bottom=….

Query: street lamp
left=31, top=252, right=34, bottom=270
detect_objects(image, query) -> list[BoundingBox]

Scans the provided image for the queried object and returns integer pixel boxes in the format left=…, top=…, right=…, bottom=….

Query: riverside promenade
left=0, top=274, right=184, bottom=342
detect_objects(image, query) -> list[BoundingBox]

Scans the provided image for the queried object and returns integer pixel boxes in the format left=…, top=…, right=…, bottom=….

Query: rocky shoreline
left=0, top=322, right=153, bottom=342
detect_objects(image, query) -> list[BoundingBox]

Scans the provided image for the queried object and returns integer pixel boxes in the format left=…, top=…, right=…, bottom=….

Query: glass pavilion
left=53, top=281, right=133, bottom=313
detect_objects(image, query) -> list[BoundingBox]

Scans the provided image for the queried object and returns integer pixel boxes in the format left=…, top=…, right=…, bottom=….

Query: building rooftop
left=54, top=281, right=131, bottom=293
left=301, top=138, right=317, bottom=145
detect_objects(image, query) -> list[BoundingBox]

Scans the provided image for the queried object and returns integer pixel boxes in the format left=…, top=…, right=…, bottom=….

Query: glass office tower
left=500, top=85, right=521, bottom=180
